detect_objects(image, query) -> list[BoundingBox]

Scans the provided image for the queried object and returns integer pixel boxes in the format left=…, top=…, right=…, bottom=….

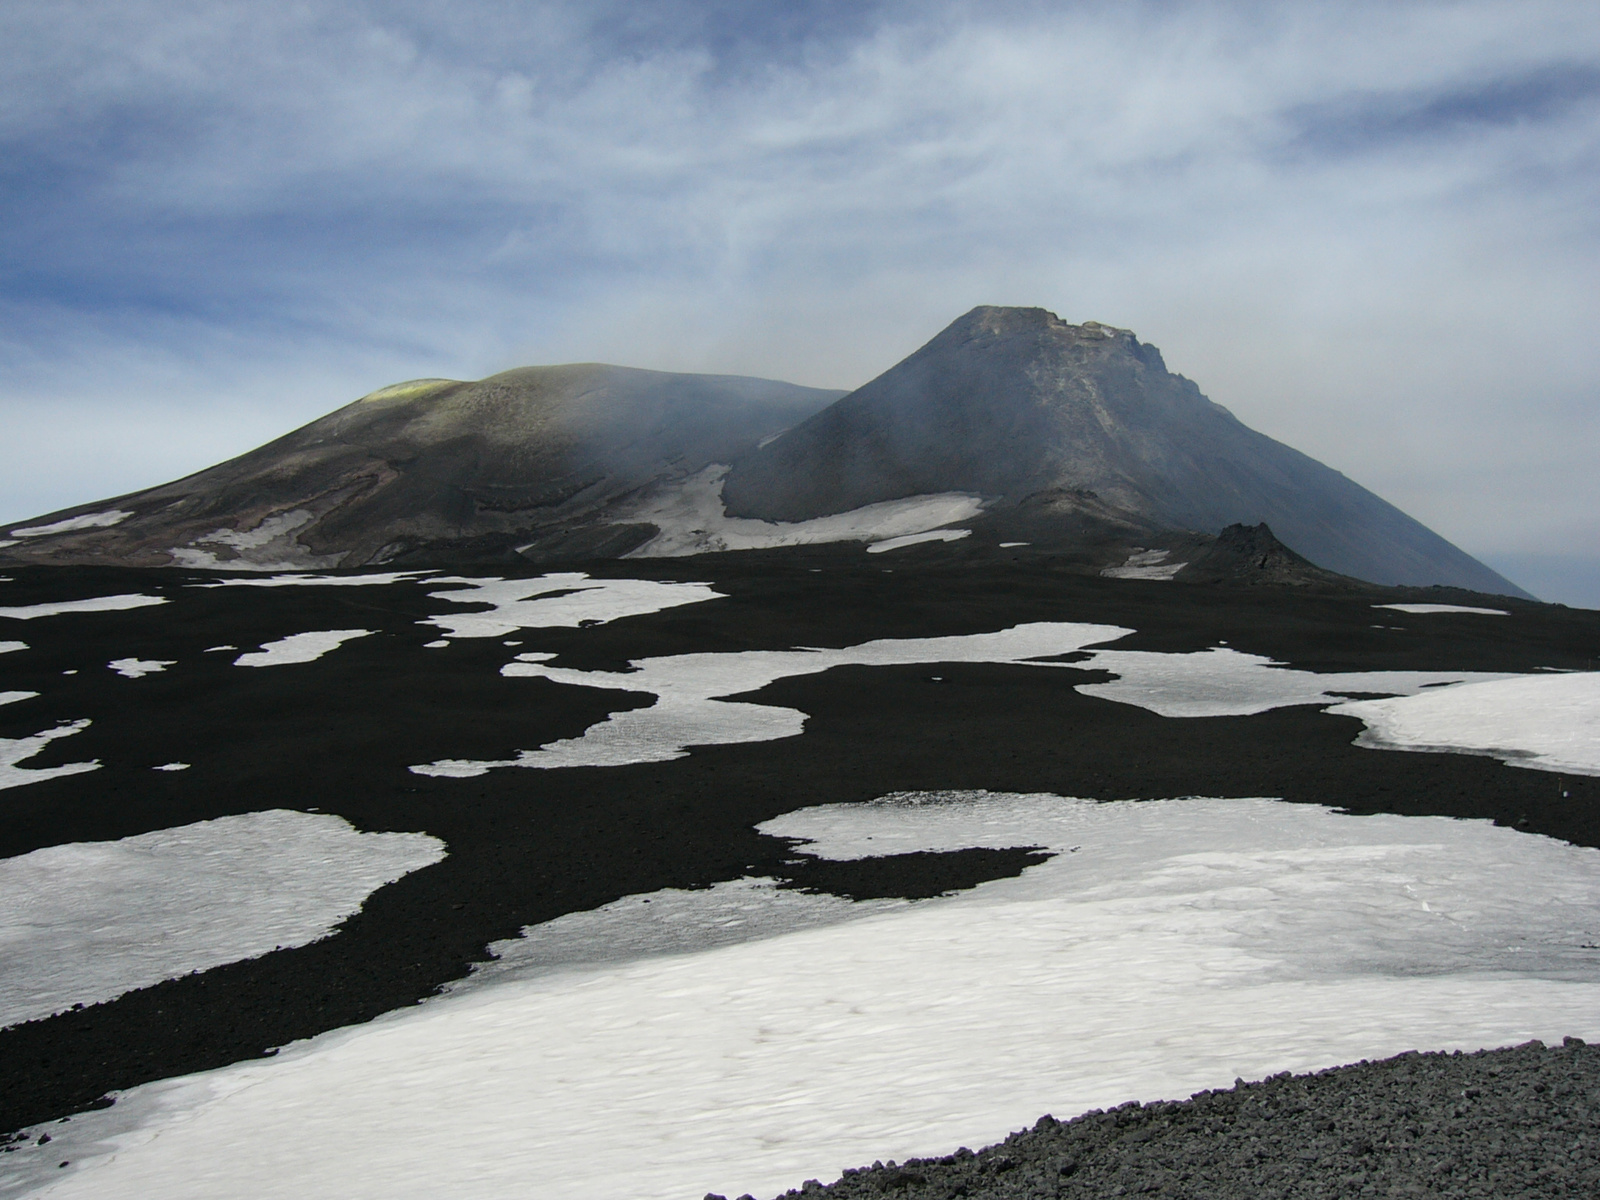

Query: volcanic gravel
left=747, top=1039, right=1600, bottom=1200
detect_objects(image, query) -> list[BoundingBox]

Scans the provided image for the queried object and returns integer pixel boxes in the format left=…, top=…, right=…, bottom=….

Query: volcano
left=3, top=313, right=1597, bottom=1198
left=723, top=306, right=1523, bottom=594
left=1, top=307, right=1527, bottom=597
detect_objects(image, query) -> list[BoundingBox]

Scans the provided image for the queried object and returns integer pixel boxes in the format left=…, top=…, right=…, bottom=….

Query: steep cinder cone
left=723, top=306, right=1525, bottom=594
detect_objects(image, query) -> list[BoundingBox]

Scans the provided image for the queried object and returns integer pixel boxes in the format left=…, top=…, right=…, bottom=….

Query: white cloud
left=1, top=1, right=1596, bottom=592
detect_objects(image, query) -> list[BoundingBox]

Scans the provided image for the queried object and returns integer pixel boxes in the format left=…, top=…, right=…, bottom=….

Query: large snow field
left=420, top=573, right=725, bottom=639
left=1332, top=671, right=1600, bottom=775
left=0, top=811, right=444, bottom=1031
left=18, top=795, right=1600, bottom=1200
left=413, top=630, right=1516, bottom=776
left=619, top=465, right=985, bottom=557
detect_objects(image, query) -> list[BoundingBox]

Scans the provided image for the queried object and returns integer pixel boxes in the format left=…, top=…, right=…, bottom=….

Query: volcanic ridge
left=1, top=307, right=1527, bottom=597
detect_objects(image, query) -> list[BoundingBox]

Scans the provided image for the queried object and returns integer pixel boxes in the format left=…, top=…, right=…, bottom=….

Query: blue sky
left=2, top=0, right=1597, bottom=603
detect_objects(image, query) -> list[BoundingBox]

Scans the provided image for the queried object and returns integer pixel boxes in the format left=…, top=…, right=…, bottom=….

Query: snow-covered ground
left=1373, top=603, right=1510, bottom=616
left=1102, top=549, right=1185, bottom=580
left=1332, top=672, right=1600, bottom=775
left=1076, top=647, right=1513, bottom=717
left=0, top=595, right=167, bottom=621
left=107, top=658, right=174, bottom=679
left=0, top=721, right=98, bottom=792
left=412, top=622, right=1131, bottom=775
left=420, top=573, right=724, bottom=639
left=193, top=572, right=436, bottom=589
left=18, top=794, right=1600, bottom=1200
left=170, top=511, right=328, bottom=571
left=0, top=642, right=25, bottom=655
left=0, top=811, right=444, bottom=1031
left=618, top=465, right=985, bottom=557
left=234, top=630, right=373, bottom=668
left=413, top=631, right=1514, bottom=776
left=866, top=529, right=971, bottom=553
left=6, top=511, right=132, bottom=538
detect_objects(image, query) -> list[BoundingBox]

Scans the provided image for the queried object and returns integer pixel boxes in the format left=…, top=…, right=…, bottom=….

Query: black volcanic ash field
left=1, top=550, right=1597, bottom=1197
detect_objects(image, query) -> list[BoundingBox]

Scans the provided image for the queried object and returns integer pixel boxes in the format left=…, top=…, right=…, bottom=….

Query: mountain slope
left=723, top=306, right=1526, bottom=596
left=0, top=366, right=843, bottom=569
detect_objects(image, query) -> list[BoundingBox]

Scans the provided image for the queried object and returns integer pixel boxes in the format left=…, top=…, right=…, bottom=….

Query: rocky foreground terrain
left=754, top=1039, right=1599, bottom=1200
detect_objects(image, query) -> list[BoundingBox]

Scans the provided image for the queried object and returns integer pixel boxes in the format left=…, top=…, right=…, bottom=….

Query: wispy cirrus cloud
left=1, top=0, right=1597, bottom=599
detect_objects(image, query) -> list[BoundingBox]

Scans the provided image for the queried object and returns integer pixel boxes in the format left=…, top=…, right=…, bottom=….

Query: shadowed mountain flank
left=722, top=306, right=1526, bottom=596
left=0, top=367, right=842, bottom=569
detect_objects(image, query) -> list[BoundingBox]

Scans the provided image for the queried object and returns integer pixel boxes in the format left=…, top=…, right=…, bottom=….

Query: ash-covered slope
left=0, top=366, right=842, bottom=569
left=724, top=307, right=1526, bottom=596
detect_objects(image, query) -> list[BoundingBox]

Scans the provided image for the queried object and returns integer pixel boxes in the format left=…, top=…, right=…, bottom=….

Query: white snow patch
left=412, top=622, right=1132, bottom=776
left=1374, top=603, right=1510, bottom=616
left=424, top=640, right=449, bottom=649
left=171, top=510, right=329, bottom=571
left=1102, top=548, right=1185, bottom=580
left=108, top=658, right=174, bottom=679
left=619, top=465, right=985, bottom=558
left=1330, top=672, right=1600, bottom=775
left=28, top=795, right=1600, bottom=1200
left=461, top=876, right=904, bottom=993
left=866, top=529, right=971, bottom=553
left=0, top=641, right=26, bottom=654
left=192, top=572, right=435, bottom=589
left=0, top=594, right=167, bottom=620
left=153, top=763, right=190, bottom=772
left=0, top=691, right=38, bottom=707
left=0, top=720, right=99, bottom=792
left=234, top=630, right=373, bottom=668
left=415, top=635, right=1517, bottom=776
left=0, top=810, right=444, bottom=1030
left=1077, top=647, right=1516, bottom=718
left=203, top=645, right=236, bottom=652
left=420, top=573, right=724, bottom=639
left=999, top=541, right=1029, bottom=548
left=9, top=510, right=133, bottom=537
left=0, top=541, right=16, bottom=549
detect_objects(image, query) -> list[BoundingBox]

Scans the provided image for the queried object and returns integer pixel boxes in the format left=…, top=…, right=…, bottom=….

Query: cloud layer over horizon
left=2, top=1, right=1597, bottom=601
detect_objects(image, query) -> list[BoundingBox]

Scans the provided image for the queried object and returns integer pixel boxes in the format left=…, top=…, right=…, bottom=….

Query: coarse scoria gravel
left=733, top=1038, right=1600, bottom=1200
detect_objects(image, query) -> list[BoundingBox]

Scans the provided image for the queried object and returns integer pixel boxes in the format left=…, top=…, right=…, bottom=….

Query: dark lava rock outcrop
left=723, top=306, right=1525, bottom=596
left=1176, top=522, right=1345, bottom=586
left=752, top=1038, right=1600, bottom=1200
